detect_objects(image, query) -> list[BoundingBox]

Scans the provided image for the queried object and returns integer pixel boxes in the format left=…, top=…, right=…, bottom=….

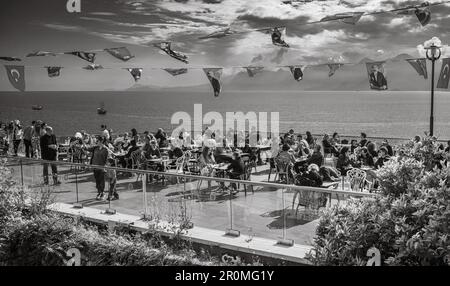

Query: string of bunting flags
left=3, top=56, right=450, bottom=94
left=198, top=1, right=449, bottom=47
left=1, top=1, right=450, bottom=94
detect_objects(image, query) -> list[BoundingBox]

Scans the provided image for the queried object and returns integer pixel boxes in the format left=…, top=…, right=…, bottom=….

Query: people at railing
left=12, top=120, right=23, bottom=156
left=87, top=136, right=111, bottom=200
left=40, top=126, right=61, bottom=185
left=23, top=121, right=35, bottom=158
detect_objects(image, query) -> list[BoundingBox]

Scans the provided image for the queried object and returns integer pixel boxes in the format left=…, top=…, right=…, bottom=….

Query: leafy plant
left=308, top=137, right=450, bottom=266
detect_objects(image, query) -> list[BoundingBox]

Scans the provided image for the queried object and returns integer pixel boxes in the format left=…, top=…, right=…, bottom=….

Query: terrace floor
left=5, top=158, right=347, bottom=246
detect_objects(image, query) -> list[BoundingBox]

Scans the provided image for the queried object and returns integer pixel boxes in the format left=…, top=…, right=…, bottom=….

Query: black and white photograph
left=1, top=0, right=450, bottom=273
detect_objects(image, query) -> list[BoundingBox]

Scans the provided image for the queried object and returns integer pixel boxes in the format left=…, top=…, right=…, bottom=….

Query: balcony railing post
left=225, top=181, right=240, bottom=237
left=142, top=173, right=148, bottom=219
left=277, top=187, right=294, bottom=247
left=73, top=167, right=83, bottom=209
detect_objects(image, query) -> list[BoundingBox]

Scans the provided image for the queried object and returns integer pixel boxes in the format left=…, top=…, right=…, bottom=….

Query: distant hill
left=126, top=54, right=432, bottom=92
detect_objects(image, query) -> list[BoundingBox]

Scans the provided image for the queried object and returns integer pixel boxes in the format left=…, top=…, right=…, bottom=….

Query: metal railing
left=3, top=155, right=377, bottom=246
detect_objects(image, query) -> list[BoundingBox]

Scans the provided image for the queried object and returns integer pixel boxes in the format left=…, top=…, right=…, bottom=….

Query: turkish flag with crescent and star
left=437, top=58, right=450, bottom=89
left=5, top=65, right=25, bottom=91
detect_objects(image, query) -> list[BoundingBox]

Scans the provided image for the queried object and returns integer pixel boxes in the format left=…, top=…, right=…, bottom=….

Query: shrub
left=308, top=137, right=450, bottom=266
left=0, top=213, right=221, bottom=266
left=0, top=159, right=239, bottom=266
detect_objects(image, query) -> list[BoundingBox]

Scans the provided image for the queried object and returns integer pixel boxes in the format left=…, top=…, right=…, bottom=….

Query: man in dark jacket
left=227, top=152, right=245, bottom=192
left=40, top=126, right=60, bottom=185
left=23, top=121, right=35, bottom=158
left=88, top=136, right=110, bottom=200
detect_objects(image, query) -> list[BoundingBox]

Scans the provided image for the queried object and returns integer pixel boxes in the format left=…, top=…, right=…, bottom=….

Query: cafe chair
left=273, top=158, right=290, bottom=184
left=130, top=150, right=144, bottom=181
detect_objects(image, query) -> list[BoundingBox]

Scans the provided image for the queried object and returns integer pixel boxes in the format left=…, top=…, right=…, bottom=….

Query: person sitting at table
left=322, top=134, right=339, bottom=157
left=226, top=151, right=245, bottom=192
left=304, top=144, right=323, bottom=167
left=350, top=139, right=359, bottom=153
left=358, top=147, right=375, bottom=167
left=374, top=147, right=390, bottom=169
left=70, top=133, right=84, bottom=149
left=305, top=131, right=315, bottom=147
left=445, top=140, right=450, bottom=153
left=275, top=143, right=296, bottom=166
left=380, top=139, right=394, bottom=156
left=330, top=132, right=341, bottom=146
left=294, top=144, right=321, bottom=173
left=241, top=142, right=257, bottom=162
left=296, top=164, right=323, bottom=188
left=336, top=147, right=355, bottom=176
left=130, top=128, right=139, bottom=145
left=367, top=142, right=378, bottom=158
left=296, top=139, right=311, bottom=158
left=359, top=132, right=369, bottom=147
left=122, top=140, right=140, bottom=168
left=142, top=137, right=161, bottom=160
left=199, top=146, right=216, bottom=189
left=155, top=128, right=168, bottom=148
left=81, top=130, right=93, bottom=146
left=168, top=133, right=184, bottom=160
left=282, top=132, right=295, bottom=146
left=214, top=145, right=233, bottom=164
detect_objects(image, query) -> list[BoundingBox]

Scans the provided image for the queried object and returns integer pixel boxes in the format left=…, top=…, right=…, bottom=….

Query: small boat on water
left=32, top=105, right=43, bottom=110
left=97, top=102, right=107, bottom=115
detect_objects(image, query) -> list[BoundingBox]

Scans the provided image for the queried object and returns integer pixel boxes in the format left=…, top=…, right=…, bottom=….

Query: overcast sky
left=0, top=0, right=449, bottom=91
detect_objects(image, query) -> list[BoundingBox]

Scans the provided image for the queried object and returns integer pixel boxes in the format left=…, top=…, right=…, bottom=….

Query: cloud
left=417, top=37, right=449, bottom=58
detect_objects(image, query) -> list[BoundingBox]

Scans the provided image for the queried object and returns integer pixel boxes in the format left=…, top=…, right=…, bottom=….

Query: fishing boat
left=31, top=105, right=43, bottom=110
left=97, top=102, right=107, bottom=115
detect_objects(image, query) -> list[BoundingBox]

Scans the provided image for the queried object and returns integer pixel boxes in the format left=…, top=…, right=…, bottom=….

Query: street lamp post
left=425, top=44, right=442, bottom=136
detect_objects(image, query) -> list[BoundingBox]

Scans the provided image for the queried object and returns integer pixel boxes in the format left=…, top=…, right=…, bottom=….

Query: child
left=105, top=158, right=119, bottom=201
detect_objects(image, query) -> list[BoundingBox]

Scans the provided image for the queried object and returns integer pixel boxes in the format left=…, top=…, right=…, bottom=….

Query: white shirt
left=102, top=129, right=110, bottom=140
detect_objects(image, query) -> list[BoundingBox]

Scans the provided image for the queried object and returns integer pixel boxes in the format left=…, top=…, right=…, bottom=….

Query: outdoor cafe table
left=212, top=163, right=231, bottom=193
left=255, top=145, right=271, bottom=151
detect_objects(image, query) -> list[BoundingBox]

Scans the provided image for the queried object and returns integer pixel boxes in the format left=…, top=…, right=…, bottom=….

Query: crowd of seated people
left=5, top=117, right=450, bottom=194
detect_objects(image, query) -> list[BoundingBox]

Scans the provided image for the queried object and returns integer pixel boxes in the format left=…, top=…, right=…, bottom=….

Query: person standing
left=40, top=126, right=60, bottom=185
left=101, top=125, right=110, bottom=141
left=12, top=120, right=23, bottom=156
left=87, top=136, right=110, bottom=200
left=23, top=121, right=35, bottom=158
